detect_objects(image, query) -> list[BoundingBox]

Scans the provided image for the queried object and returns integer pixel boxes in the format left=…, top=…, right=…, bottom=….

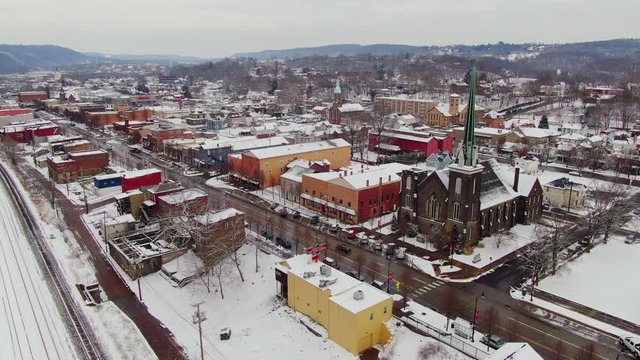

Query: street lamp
left=470, top=292, right=485, bottom=343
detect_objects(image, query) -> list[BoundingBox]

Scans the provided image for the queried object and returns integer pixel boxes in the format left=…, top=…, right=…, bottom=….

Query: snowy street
left=0, top=178, right=75, bottom=360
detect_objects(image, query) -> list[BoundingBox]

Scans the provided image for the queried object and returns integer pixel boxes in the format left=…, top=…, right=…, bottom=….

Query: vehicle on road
left=579, top=236, right=591, bottom=247
left=329, top=223, right=339, bottom=232
left=371, top=279, right=386, bottom=290
left=279, top=208, right=288, bottom=217
left=276, top=237, right=292, bottom=249
left=292, top=211, right=301, bottom=219
left=372, top=241, right=383, bottom=252
left=310, top=215, right=320, bottom=225
left=395, top=247, right=406, bottom=260
left=261, top=229, right=273, bottom=240
left=347, top=230, right=357, bottom=239
left=568, top=171, right=581, bottom=176
left=322, top=257, right=339, bottom=269
left=384, top=243, right=396, bottom=256
left=618, top=335, right=640, bottom=358
left=269, top=202, right=279, bottom=210
left=480, top=334, right=506, bottom=350
left=358, top=233, right=369, bottom=245
left=625, top=234, right=637, bottom=244
left=345, top=270, right=365, bottom=281
left=336, top=244, right=351, bottom=254
left=541, top=202, right=551, bottom=211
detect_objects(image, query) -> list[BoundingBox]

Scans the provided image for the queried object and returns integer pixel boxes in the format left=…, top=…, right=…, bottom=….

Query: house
left=229, top=139, right=351, bottom=189
left=300, top=163, right=408, bottom=224
left=46, top=150, right=110, bottom=183
left=513, top=156, right=539, bottom=175
left=452, top=126, right=511, bottom=146
left=505, top=126, right=559, bottom=146
left=557, top=133, right=587, bottom=145
left=481, top=110, right=505, bottom=129
left=542, top=177, right=586, bottom=210
left=276, top=254, right=393, bottom=355
left=368, top=128, right=454, bottom=156
left=192, top=136, right=289, bottom=171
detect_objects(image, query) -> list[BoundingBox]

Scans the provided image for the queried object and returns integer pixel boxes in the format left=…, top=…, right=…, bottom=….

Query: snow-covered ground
left=0, top=179, right=76, bottom=360
left=456, top=224, right=538, bottom=269
left=3, top=160, right=155, bottom=359
left=535, top=234, right=640, bottom=325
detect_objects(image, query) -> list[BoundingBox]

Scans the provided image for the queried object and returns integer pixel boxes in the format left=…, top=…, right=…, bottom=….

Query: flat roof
left=158, top=188, right=208, bottom=205
left=246, top=139, right=350, bottom=160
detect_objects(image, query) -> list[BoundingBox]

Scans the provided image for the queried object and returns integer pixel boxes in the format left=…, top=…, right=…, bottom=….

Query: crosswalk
left=408, top=279, right=445, bottom=301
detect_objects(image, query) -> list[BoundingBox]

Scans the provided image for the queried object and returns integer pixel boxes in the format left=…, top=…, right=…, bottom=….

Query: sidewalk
left=17, top=161, right=186, bottom=360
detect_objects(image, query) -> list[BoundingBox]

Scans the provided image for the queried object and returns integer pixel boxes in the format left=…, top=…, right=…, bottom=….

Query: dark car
left=279, top=208, right=288, bottom=217
left=480, top=334, right=506, bottom=350
left=542, top=203, right=551, bottom=211
left=276, top=237, right=292, bottom=249
left=322, top=257, right=339, bottom=269
left=310, top=215, right=320, bottom=225
left=293, top=211, right=301, bottom=219
left=579, top=236, right=590, bottom=247
left=336, top=244, right=352, bottom=254
left=261, top=229, right=273, bottom=240
left=269, top=202, right=279, bottom=210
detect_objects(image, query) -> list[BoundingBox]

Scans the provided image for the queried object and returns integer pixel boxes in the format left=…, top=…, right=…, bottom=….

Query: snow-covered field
left=0, top=179, right=75, bottom=360
left=456, top=224, right=538, bottom=269
left=537, top=234, right=640, bottom=325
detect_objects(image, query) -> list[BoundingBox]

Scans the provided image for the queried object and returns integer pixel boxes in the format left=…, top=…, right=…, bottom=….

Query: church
left=398, top=66, right=543, bottom=252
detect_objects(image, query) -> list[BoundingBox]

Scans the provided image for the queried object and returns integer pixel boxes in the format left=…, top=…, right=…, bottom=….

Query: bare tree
left=586, top=181, right=633, bottom=244
left=479, top=305, right=499, bottom=346
left=495, top=231, right=515, bottom=249
left=520, top=220, right=569, bottom=278
left=354, top=252, right=365, bottom=279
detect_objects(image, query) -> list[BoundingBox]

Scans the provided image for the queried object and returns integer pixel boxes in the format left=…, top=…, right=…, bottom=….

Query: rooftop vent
left=353, top=290, right=364, bottom=300
left=320, top=265, right=331, bottom=276
left=303, top=271, right=316, bottom=279
left=319, top=278, right=337, bottom=288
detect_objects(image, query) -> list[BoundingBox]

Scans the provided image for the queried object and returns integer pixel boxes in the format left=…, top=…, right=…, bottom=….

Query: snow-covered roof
left=544, top=177, right=587, bottom=191
left=122, top=168, right=162, bottom=179
left=69, top=149, right=108, bottom=157
left=195, top=208, right=243, bottom=225
left=94, top=173, right=123, bottom=181
left=381, top=131, right=435, bottom=144
left=433, top=104, right=452, bottom=117
left=495, top=167, right=539, bottom=197
left=281, top=165, right=315, bottom=183
left=283, top=254, right=391, bottom=314
left=338, top=103, right=364, bottom=113
left=158, top=188, right=208, bottom=205
left=105, top=213, right=136, bottom=226
left=558, top=133, right=586, bottom=141
left=517, top=127, right=559, bottom=138
left=479, top=160, right=519, bottom=210
left=246, top=139, right=350, bottom=160
left=486, top=342, right=543, bottom=360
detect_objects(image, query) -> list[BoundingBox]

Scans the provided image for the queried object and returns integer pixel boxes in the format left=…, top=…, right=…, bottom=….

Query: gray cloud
left=1, top=0, right=639, bottom=58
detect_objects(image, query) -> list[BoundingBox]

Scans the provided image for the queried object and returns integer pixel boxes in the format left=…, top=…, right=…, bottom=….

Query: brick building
left=47, top=150, right=110, bottom=183
left=368, top=128, right=454, bottom=156
left=18, top=91, right=48, bottom=104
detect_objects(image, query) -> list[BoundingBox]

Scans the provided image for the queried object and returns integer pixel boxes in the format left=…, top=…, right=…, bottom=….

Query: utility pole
left=192, top=302, right=207, bottom=360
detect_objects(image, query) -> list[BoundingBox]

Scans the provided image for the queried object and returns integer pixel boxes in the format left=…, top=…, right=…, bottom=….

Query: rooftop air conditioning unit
left=353, top=290, right=364, bottom=301
left=320, top=265, right=331, bottom=276
left=303, top=271, right=316, bottom=279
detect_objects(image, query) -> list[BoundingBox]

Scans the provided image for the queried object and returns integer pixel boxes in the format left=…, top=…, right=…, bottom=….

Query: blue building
left=206, top=118, right=226, bottom=131
left=94, top=173, right=123, bottom=189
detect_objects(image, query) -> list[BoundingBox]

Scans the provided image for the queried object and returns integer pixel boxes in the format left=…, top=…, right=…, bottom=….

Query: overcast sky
left=1, top=0, right=639, bottom=58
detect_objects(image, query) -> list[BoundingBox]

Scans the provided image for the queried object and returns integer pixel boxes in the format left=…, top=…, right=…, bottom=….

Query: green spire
left=462, top=64, right=477, bottom=166
left=334, top=78, right=342, bottom=95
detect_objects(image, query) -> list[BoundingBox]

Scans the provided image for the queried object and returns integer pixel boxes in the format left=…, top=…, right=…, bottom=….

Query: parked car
left=292, top=211, right=301, bottom=219
left=329, top=223, right=339, bottom=232
left=322, top=257, right=339, bottom=269
left=371, top=279, right=386, bottom=290
left=618, top=335, right=640, bottom=358
left=279, top=208, right=288, bottom=217
left=347, top=230, right=357, bottom=239
left=633, top=209, right=640, bottom=215
left=480, top=334, right=506, bottom=350
left=395, top=247, right=406, bottom=260
left=579, top=236, right=591, bottom=247
left=541, top=203, right=551, bottom=211
left=372, top=241, right=383, bottom=252
left=625, top=234, right=637, bottom=244
left=358, top=233, right=369, bottom=245
left=310, top=215, right=320, bottom=225
left=269, top=202, right=279, bottom=210
left=346, top=270, right=365, bottom=281
left=275, top=237, right=292, bottom=249
left=261, top=229, right=273, bottom=240
left=568, top=171, right=581, bottom=176
left=336, top=244, right=352, bottom=254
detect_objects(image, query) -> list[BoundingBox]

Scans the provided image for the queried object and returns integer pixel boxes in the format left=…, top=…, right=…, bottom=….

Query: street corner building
left=276, top=254, right=393, bottom=356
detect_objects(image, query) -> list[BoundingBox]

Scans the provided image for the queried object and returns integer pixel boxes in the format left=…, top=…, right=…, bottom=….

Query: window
left=384, top=306, right=388, bottom=314
left=312, top=190, right=316, bottom=196
left=405, top=194, right=411, bottom=207
left=455, top=178, right=462, bottom=195
left=332, top=196, right=335, bottom=202
left=369, top=199, right=373, bottom=206
left=370, top=313, right=374, bottom=320
left=406, top=176, right=412, bottom=190
left=472, top=178, right=476, bottom=194
left=339, top=199, right=343, bottom=204
left=453, top=202, right=460, bottom=220
left=471, top=204, right=476, bottom=219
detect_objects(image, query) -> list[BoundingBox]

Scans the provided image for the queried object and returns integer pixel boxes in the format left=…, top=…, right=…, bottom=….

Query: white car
left=618, top=335, right=640, bottom=358
left=568, top=171, right=581, bottom=176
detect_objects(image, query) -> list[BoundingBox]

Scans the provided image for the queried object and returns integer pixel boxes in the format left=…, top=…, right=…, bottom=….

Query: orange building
left=230, top=139, right=351, bottom=188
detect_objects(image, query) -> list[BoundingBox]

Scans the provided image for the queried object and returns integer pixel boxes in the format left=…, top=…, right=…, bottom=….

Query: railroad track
left=0, top=164, right=104, bottom=360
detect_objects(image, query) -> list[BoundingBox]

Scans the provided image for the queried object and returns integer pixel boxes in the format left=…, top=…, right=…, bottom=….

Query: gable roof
left=479, top=159, right=519, bottom=210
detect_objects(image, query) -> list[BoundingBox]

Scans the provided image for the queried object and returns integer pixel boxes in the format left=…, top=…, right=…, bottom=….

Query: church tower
left=445, top=64, right=483, bottom=251
left=333, top=78, right=342, bottom=104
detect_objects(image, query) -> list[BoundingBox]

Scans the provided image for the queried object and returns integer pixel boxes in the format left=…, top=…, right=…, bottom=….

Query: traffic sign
left=388, top=273, right=394, bottom=282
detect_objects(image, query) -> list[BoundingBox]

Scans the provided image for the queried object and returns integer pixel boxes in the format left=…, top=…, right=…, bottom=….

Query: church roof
left=334, top=79, right=342, bottom=94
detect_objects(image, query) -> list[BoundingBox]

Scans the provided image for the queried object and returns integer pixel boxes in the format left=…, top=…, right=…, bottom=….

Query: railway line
left=0, top=163, right=104, bottom=360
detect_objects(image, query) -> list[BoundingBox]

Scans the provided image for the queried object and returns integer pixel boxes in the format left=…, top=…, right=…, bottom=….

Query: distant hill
left=84, top=52, right=212, bottom=65
left=232, top=39, right=640, bottom=60
left=0, top=44, right=92, bottom=73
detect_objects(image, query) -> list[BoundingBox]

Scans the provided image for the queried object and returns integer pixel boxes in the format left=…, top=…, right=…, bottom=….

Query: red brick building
left=368, top=128, right=454, bottom=156
left=156, top=188, right=209, bottom=217
left=47, top=150, right=110, bottom=183
left=1, top=120, right=60, bottom=143
left=18, top=91, right=48, bottom=103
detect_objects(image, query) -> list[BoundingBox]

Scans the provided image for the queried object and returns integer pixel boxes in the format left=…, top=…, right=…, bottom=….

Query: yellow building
left=276, top=254, right=393, bottom=355
left=231, top=139, right=352, bottom=188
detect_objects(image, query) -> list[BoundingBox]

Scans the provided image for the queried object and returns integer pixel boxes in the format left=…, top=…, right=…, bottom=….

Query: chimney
left=513, top=167, right=520, bottom=192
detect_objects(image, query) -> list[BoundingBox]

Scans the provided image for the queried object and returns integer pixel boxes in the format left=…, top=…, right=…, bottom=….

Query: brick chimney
left=513, top=167, right=520, bottom=192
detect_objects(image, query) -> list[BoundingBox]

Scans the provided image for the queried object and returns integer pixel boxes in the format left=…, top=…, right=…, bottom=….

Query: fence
left=400, top=315, right=490, bottom=359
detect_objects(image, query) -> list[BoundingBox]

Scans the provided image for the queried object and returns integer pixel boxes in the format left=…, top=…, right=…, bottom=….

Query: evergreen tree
left=181, top=84, right=192, bottom=99
left=538, top=115, right=549, bottom=129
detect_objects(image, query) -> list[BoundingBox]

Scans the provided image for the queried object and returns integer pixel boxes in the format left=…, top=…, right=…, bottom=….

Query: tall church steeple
left=462, top=64, right=478, bottom=167
left=333, top=78, right=342, bottom=104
